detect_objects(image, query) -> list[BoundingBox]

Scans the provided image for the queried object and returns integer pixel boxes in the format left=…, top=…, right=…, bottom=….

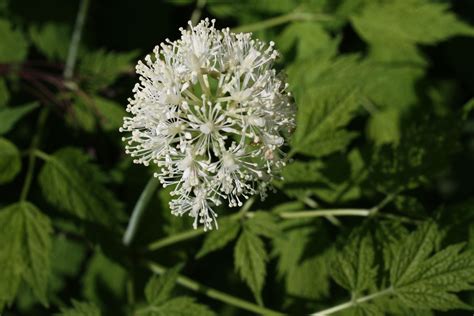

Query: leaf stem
left=147, top=199, right=253, bottom=252
left=311, top=287, right=393, bottom=315
left=279, top=209, right=371, bottom=219
left=231, top=11, right=332, bottom=33
left=190, top=0, right=206, bottom=26
left=64, top=0, right=90, bottom=79
left=147, top=261, right=283, bottom=316
left=147, top=227, right=205, bottom=252
left=123, top=177, right=161, bottom=246
left=19, top=108, right=49, bottom=201
left=146, top=194, right=402, bottom=252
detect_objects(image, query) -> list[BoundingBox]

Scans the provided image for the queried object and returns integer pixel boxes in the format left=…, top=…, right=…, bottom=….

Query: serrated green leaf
left=272, top=218, right=316, bottom=278
left=390, top=222, right=474, bottom=310
left=282, top=149, right=367, bottom=203
left=67, top=95, right=125, bottom=132
left=0, top=137, right=21, bottom=184
left=352, top=0, right=474, bottom=45
left=330, top=231, right=376, bottom=296
left=286, top=254, right=330, bottom=300
left=48, top=235, right=87, bottom=302
left=82, top=249, right=127, bottom=311
left=0, top=202, right=52, bottom=307
left=38, top=147, right=123, bottom=227
left=352, top=0, right=474, bottom=63
left=278, top=22, right=338, bottom=61
left=0, top=102, right=39, bottom=135
left=234, top=229, right=267, bottom=304
left=145, top=264, right=182, bottom=306
left=367, top=109, right=401, bottom=145
left=245, top=211, right=280, bottom=239
left=291, top=87, right=360, bottom=157
left=196, top=219, right=240, bottom=259
left=79, top=49, right=139, bottom=91
left=138, top=296, right=215, bottom=316
left=93, top=96, right=126, bottom=131
left=56, top=300, right=101, bottom=316
left=0, top=19, right=28, bottom=63
left=29, top=23, right=70, bottom=60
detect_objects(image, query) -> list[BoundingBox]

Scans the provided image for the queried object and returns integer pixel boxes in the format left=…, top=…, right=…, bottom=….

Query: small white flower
left=121, top=18, right=295, bottom=230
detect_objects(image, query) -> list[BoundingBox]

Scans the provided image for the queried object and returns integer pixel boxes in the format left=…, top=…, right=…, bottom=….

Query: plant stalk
left=123, top=177, right=161, bottom=246
left=311, top=288, right=393, bottom=315
left=147, top=261, right=283, bottom=316
left=279, top=209, right=371, bottom=219
left=232, top=11, right=332, bottom=33
left=19, top=108, right=49, bottom=201
left=64, top=0, right=90, bottom=79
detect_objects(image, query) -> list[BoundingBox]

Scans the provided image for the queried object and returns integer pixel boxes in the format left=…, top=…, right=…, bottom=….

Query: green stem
left=279, top=209, right=371, bottom=219
left=146, top=195, right=402, bottom=252
left=123, top=177, right=161, bottom=246
left=147, top=261, right=283, bottom=316
left=232, top=11, right=332, bottom=33
left=147, top=199, right=254, bottom=252
left=64, top=0, right=90, bottom=79
left=19, top=109, right=49, bottom=201
left=147, top=228, right=205, bottom=252
left=190, top=0, right=206, bottom=26
left=311, top=288, right=393, bottom=315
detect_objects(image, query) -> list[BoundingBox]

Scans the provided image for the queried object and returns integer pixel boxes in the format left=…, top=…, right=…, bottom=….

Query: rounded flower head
left=121, top=19, right=295, bottom=230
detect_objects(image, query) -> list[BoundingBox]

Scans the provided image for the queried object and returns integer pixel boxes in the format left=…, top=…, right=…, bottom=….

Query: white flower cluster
left=121, top=19, right=295, bottom=230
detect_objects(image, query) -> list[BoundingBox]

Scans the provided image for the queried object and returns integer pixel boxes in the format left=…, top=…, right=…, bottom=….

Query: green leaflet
left=0, top=19, right=28, bottom=63
left=145, top=264, right=182, bottom=306
left=352, top=0, right=474, bottom=44
left=286, top=253, right=330, bottom=300
left=278, top=22, right=338, bottom=61
left=138, top=297, right=216, bottom=316
left=291, top=87, right=360, bottom=157
left=82, top=249, right=127, bottom=315
left=0, top=102, right=39, bottom=135
left=352, top=0, right=474, bottom=63
left=390, top=222, right=474, bottom=310
left=56, top=300, right=101, bottom=316
left=234, top=228, right=268, bottom=305
left=38, top=148, right=123, bottom=227
left=29, top=23, right=71, bottom=61
left=0, top=202, right=52, bottom=308
left=139, top=267, right=215, bottom=316
left=330, top=230, right=377, bottom=296
left=282, top=149, right=367, bottom=203
left=78, top=49, right=139, bottom=92
left=196, top=218, right=240, bottom=259
left=245, top=211, right=280, bottom=239
left=0, top=137, right=21, bottom=184
left=67, top=95, right=126, bottom=132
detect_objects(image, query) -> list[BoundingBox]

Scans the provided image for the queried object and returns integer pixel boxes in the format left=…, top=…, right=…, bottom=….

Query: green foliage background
left=1, top=0, right=474, bottom=315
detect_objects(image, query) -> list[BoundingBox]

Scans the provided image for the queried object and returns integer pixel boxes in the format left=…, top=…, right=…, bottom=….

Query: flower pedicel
left=121, top=19, right=295, bottom=230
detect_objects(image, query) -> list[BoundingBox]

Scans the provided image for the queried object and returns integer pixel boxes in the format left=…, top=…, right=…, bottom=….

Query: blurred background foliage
left=1, top=0, right=474, bottom=315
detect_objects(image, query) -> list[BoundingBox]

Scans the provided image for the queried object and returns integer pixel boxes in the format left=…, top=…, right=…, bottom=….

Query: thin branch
left=147, top=199, right=253, bottom=252
left=145, top=192, right=407, bottom=252
left=311, top=287, right=394, bottom=315
left=279, top=209, right=371, bottom=219
left=147, top=261, right=283, bottom=316
left=232, top=11, right=333, bottom=33
left=123, top=177, right=161, bottom=246
left=190, top=0, right=206, bottom=26
left=19, top=109, right=49, bottom=201
left=64, top=0, right=90, bottom=79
